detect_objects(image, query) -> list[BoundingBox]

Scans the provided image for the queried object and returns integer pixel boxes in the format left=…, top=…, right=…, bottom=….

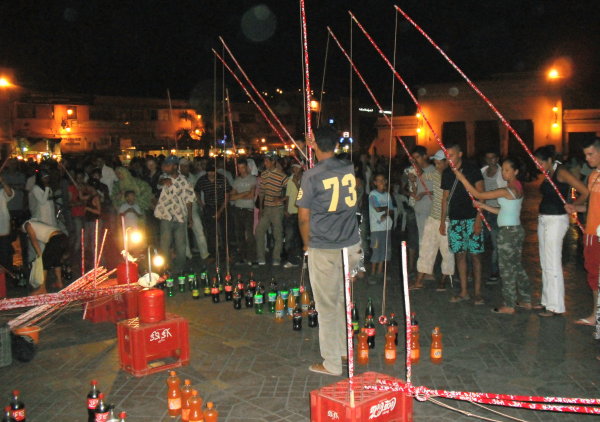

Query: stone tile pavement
left=1, top=180, right=600, bottom=421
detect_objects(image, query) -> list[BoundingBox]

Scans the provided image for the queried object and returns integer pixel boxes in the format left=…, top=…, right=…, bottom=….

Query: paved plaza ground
left=1, top=178, right=600, bottom=421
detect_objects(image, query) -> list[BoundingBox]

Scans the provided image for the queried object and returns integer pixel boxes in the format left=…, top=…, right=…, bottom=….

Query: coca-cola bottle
left=94, top=393, right=110, bottom=422
left=224, top=275, right=233, bottom=301
left=308, top=301, right=318, bottom=328
left=365, top=315, right=376, bottom=349
left=232, top=286, right=242, bottom=310
left=365, top=298, right=375, bottom=321
left=236, top=274, right=245, bottom=297
left=9, top=390, right=25, bottom=422
left=248, top=272, right=257, bottom=294
left=244, top=287, right=254, bottom=308
left=292, top=304, right=302, bottom=331
left=387, top=313, right=399, bottom=346
left=87, top=380, right=101, bottom=422
left=2, top=406, right=12, bottom=422
left=351, top=302, right=360, bottom=335
left=211, top=277, right=220, bottom=303
left=118, top=412, right=127, bottom=422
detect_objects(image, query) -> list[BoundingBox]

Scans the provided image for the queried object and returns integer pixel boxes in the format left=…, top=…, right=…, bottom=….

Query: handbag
left=29, top=256, right=44, bottom=289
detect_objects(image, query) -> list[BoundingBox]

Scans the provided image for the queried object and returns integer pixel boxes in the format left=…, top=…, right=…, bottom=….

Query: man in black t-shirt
left=440, top=143, right=485, bottom=304
left=297, top=127, right=361, bottom=376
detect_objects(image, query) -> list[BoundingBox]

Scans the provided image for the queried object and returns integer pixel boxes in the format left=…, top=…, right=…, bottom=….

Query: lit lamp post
left=0, top=76, right=14, bottom=152
left=121, top=215, right=143, bottom=284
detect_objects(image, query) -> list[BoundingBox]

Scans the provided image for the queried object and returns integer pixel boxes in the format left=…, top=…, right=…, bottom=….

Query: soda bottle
left=87, top=380, right=101, bottom=422
left=204, top=402, right=219, bottom=422
left=166, top=370, right=182, bottom=417
left=357, top=330, right=369, bottom=365
left=166, top=278, right=175, bottom=297
left=9, top=390, right=25, bottom=422
left=291, top=287, right=300, bottom=300
left=300, top=289, right=310, bottom=316
left=187, top=390, right=203, bottom=422
left=430, top=326, right=443, bottom=364
left=191, top=276, right=200, bottom=299
left=244, top=287, right=254, bottom=308
left=384, top=326, right=397, bottom=364
left=307, top=301, right=318, bottom=328
left=387, top=313, right=399, bottom=346
left=248, top=272, right=257, bottom=294
left=201, top=272, right=210, bottom=296
left=274, top=293, right=285, bottom=322
left=216, top=271, right=223, bottom=293
left=178, top=276, right=186, bottom=293
left=267, top=291, right=277, bottom=313
left=280, top=286, right=289, bottom=304
left=2, top=406, right=12, bottom=422
left=232, top=286, right=242, bottom=310
left=254, top=292, right=264, bottom=314
left=365, top=298, right=375, bottom=320
left=224, top=275, right=233, bottom=301
left=410, top=317, right=420, bottom=364
left=107, top=406, right=118, bottom=422
left=118, top=412, right=127, bottom=422
left=256, top=282, right=266, bottom=296
left=351, top=302, right=360, bottom=335
left=211, top=278, right=220, bottom=304
left=364, top=315, right=376, bottom=349
left=292, top=304, right=302, bottom=331
left=287, top=291, right=296, bottom=317
left=187, top=274, right=196, bottom=290
left=94, top=393, right=109, bottom=422
left=180, top=379, right=193, bottom=422
left=269, top=277, right=278, bottom=296
left=236, top=274, right=245, bottom=297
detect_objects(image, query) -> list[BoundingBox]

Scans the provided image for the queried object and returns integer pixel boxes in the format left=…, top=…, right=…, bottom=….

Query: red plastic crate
left=84, top=279, right=139, bottom=323
left=117, top=312, right=189, bottom=377
left=113, top=290, right=139, bottom=321
left=310, top=372, right=413, bottom=422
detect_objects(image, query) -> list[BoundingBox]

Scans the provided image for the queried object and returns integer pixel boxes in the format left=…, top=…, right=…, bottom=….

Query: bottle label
left=287, top=307, right=294, bottom=316
left=365, top=328, right=376, bottom=336
left=411, top=349, right=420, bottom=359
left=211, top=287, right=219, bottom=294
left=302, top=304, right=309, bottom=311
left=255, top=295, right=264, bottom=304
left=12, top=409, right=26, bottom=421
left=237, top=283, right=244, bottom=290
left=192, top=289, right=200, bottom=296
left=275, top=310, right=285, bottom=318
left=168, top=398, right=182, bottom=410
left=268, top=293, right=277, bottom=302
left=431, top=349, right=442, bottom=359
left=95, top=411, right=109, bottom=422
left=225, top=285, right=233, bottom=292
left=204, top=287, right=210, bottom=293
left=352, top=322, right=359, bottom=331
left=385, top=350, right=396, bottom=359
left=166, top=279, right=174, bottom=287
left=88, top=397, right=99, bottom=409
left=359, top=349, right=369, bottom=359
left=182, top=409, right=190, bottom=420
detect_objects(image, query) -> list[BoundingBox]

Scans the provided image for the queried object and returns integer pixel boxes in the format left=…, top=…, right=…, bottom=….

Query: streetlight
left=0, top=78, right=11, bottom=88
left=547, top=68, right=560, bottom=80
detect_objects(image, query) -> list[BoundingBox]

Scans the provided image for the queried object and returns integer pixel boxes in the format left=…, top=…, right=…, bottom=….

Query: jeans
left=284, top=213, right=300, bottom=262
left=201, top=205, right=227, bottom=259
left=484, top=211, right=500, bottom=276
left=255, top=206, right=284, bottom=264
left=159, top=219, right=188, bottom=274
left=538, top=214, right=569, bottom=313
left=186, top=203, right=209, bottom=259
left=234, top=207, right=256, bottom=262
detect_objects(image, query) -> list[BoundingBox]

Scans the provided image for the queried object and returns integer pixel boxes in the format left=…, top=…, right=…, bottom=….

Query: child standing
left=119, top=190, right=143, bottom=230
left=368, top=174, right=395, bottom=284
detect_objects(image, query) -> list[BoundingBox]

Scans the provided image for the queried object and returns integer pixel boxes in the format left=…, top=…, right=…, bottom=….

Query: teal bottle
left=177, top=276, right=186, bottom=293
left=254, top=293, right=264, bottom=314
left=165, top=278, right=175, bottom=297
left=267, top=292, right=277, bottom=313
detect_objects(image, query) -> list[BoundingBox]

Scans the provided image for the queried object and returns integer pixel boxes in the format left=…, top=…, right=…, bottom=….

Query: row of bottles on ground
left=87, top=380, right=127, bottom=421
left=167, top=371, right=218, bottom=421
left=355, top=312, right=443, bottom=365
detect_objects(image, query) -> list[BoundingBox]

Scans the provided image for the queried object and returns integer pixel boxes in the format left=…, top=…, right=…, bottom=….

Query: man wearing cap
left=412, top=150, right=454, bottom=290
left=154, top=156, right=195, bottom=274
left=255, top=152, right=288, bottom=266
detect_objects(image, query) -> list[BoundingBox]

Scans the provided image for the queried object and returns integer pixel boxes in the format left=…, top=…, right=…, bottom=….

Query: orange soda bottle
left=410, top=323, right=420, bottom=364
left=430, top=326, right=443, bottom=364
left=287, top=292, right=296, bottom=318
left=384, top=326, right=397, bottom=364
left=181, top=379, right=193, bottom=422
left=204, top=401, right=219, bottom=422
left=166, top=371, right=182, bottom=417
left=357, top=329, right=369, bottom=365
left=188, top=390, right=204, bottom=422
left=275, top=293, right=285, bottom=322
left=300, top=289, right=310, bottom=317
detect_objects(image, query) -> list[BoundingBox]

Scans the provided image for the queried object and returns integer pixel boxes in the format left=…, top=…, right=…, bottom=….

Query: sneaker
left=272, top=261, right=281, bottom=266
left=234, top=260, right=245, bottom=266
left=283, top=261, right=298, bottom=269
left=257, top=261, right=266, bottom=266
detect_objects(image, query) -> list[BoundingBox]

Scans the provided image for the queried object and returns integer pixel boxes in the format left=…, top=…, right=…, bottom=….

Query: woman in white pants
left=534, top=146, right=588, bottom=316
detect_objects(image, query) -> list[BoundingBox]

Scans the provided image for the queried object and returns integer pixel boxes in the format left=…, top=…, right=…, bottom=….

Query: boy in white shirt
left=368, top=174, right=395, bottom=284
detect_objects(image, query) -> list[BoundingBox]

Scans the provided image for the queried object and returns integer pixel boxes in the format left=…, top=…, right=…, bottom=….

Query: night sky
left=1, top=1, right=599, bottom=107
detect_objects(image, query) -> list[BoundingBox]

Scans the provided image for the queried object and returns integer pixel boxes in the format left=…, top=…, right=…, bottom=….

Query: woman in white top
left=29, top=171, right=57, bottom=226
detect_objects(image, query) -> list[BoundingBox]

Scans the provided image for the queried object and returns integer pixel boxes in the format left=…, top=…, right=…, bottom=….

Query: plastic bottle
left=384, top=326, right=397, bottom=364
left=357, top=330, right=369, bottom=365
left=300, top=289, right=310, bottom=316
left=94, top=393, right=109, bottom=422
left=387, top=313, right=399, bottom=346
left=178, top=275, right=186, bottom=293
left=351, top=302, right=360, bottom=335
left=248, top=272, right=257, bottom=294
left=187, top=390, right=203, bottom=422
left=280, top=286, right=289, bottom=304
left=166, top=278, right=175, bottom=297
left=410, top=316, right=420, bottom=364
left=187, top=273, right=196, bottom=290
left=236, top=274, right=245, bottom=297
left=254, top=292, right=264, bottom=314
left=166, top=370, right=182, bottom=417
left=307, top=301, right=318, bottom=328
left=9, top=390, right=25, bottom=422
left=211, top=278, right=220, bottom=304
left=118, top=412, right=127, bottom=422
left=292, top=304, right=302, bottom=331
left=181, top=379, right=193, bottom=422
left=365, top=298, right=375, bottom=320
left=87, top=380, right=101, bottom=422
left=291, top=287, right=300, bottom=300
left=269, top=277, right=278, bottom=296
left=244, top=287, right=254, bottom=308
left=204, top=402, right=218, bottom=422
left=267, top=291, right=277, bottom=313
left=216, top=272, right=223, bottom=293
left=2, top=406, right=11, bottom=422
left=191, top=276, right=200, bottom=299
left=364, top=315, right=376, bottom=349
left=274, top=293, right=285, bottom=322
left=107, top=406, right=118, bottom=422
left=287, top=291, right=296, bottom=318
left=232, top=287, right=242, bottom=310
left=430, top=326, right=443, bottom=364
left=224, top=275, right=233, bottom=301
left=202, top=272, right=210, bottom=296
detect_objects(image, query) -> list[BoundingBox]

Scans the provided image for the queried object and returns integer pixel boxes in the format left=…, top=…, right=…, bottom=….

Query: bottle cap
left=169, top=370, right=176, bottom=376
left=98, top=393, right=105, bottom=399
left=119, top=411, right=127, bottom=418
left=4, top=405, right=11, bottom=412
left=207, top=402, right=214, bottom=409
left=12, top=390, right=19, bottom=396
left=192, top=390, right=198, bottom=396
left=91, top=379, right=98, bottom=385
left=184, top=379, right=191, bottom=385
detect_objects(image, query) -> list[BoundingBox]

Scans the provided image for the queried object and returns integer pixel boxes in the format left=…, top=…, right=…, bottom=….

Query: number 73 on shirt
left=322, top=174, right=357, bottom=212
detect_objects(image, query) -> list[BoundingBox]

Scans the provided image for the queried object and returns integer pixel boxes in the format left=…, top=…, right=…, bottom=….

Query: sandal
left=532, top=304, right=544, bottom=311
left=309, top=363, right=341, bottom=376
left=450, top=294, right=470, bottom=303
left=516, top=302, right=532, bottom=310
left=473, top=296, right=485, bottom=306
left=575, top=317, right=595, bottom=326
left=539, top=311, right=562, bottom=318
left=491, top=307, right=515, bottom=315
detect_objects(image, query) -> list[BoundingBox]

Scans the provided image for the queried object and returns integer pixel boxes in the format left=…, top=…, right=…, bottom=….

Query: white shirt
left=29, top=185, right=57, bottom=226
left=0, top=188, right=15, bottom=236
left=118, top=203, right=142, bottom=229
left=369, top=190, right=396, bottom=232
left=154, top=174, right=195, bottom=223
left=23, top=219, right=62, bottom=243
left=101, top=164, right=119, bottom=195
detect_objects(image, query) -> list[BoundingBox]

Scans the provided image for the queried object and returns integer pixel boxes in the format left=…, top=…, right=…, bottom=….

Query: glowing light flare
left=552, top=122, right=560, bottom=129
left=65, top=127, right=71, bottom=133
left=260, top=146, right=268, bottom=151
left=547, top=69, right=560, bottom=80
left=416, top=113, right=422, bottom=119
left=66, top=108, right=74, bottom=116
left=127, top=230, right=143, bottom=245
left=152, top=254, right=165, bottom=268
left=309, top=100, right=320, bottom=112
left=552, top=106, right=558, bottom=112
left=0, top=77, right=11, bottom=87
left=416, top=127, right=422, bottom=133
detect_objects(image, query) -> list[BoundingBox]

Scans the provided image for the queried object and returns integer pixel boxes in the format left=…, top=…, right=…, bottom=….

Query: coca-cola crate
left=84, top=296, right=116, bottom=323
left=84, top=279, right=139, bottom=323
left=117, top=312, right=189, bottom=377
left=113, top=290, right=139, bottom=321
left=310, top=372, right=413, bottom=422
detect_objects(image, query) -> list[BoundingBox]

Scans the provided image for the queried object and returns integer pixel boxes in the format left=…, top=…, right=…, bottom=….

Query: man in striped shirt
left=255, top=153, right=288, bottom=266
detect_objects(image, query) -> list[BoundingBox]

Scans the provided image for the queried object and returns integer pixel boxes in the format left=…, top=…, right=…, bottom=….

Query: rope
left=299, top=0, right=314, bottom=167
left=316, top=33, right=329, bottom=129
left=213, top=54, right=220, bottom=270
left=428, top=398, right=508, bottom=422
left=470, top=401, right=530, bottom=422
left=299, top=3, right=307, bottom=138
left=349, top=18, right=353, bottom=162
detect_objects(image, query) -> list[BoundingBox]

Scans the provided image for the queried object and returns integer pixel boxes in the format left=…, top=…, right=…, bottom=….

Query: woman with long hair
left=534, top=145, right=588, bottom=317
